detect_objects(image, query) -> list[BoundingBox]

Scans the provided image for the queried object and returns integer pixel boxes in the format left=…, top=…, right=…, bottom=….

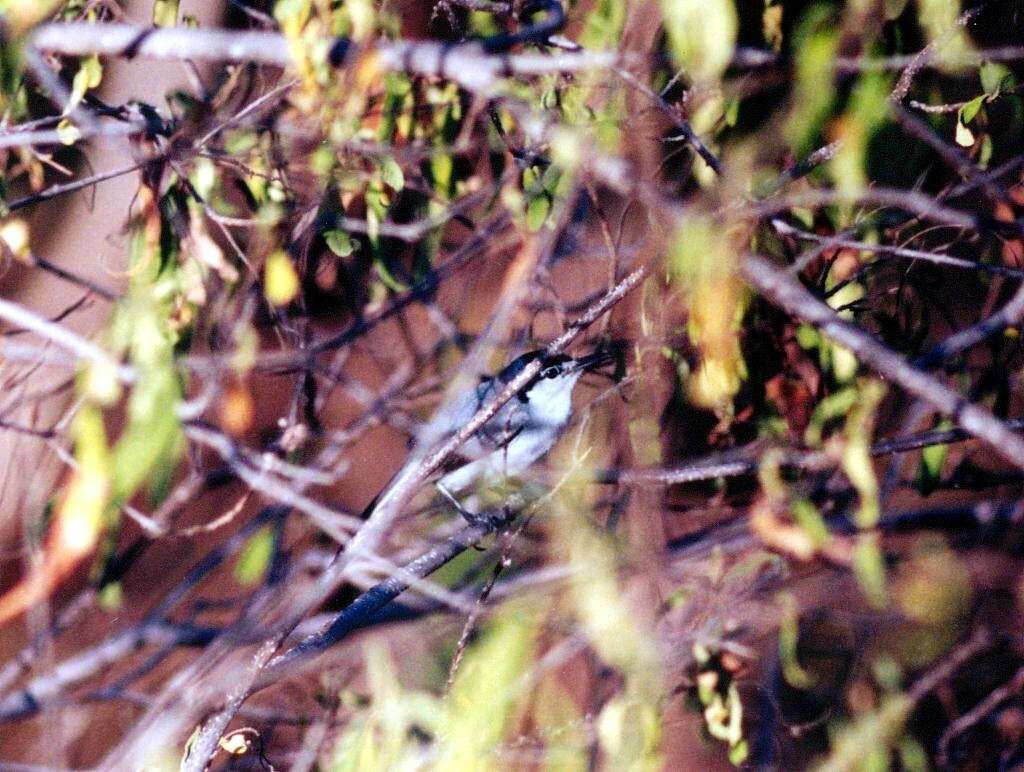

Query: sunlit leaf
left=3, top=0, right=64, bottom=36
left=110, top=363, right=182, bottom=502
left=525, top=192, right=551, bottom=231
left=534, top=677, right=587, bottom=771
left=954, top=119, right=975, bottom=145
left=99, top=580, right=123, bottom=610
left=917, top=0, right=972, bottom=68
left=818, top=695, right=912, bottom=771
left=441, top=601, right=539, bottom=767
left=0, top=217, right=30, bottom=261
left=915, top=421, right=952, bottom=495
left=791, top=499, right=830, bottom=548
left=324, top=229, right=355, bottom=257
left=152, top=0, right=179, bottom=27
left=581, top=0, right=626, bottom=49
left=763, top=3, right=783, bottom=52
left=892, top=540, right=971, bottom=626
left=841, top=379, right=885, bottom=529
left=264, top=249, right=300, bottom=305
left=331, top=646, right=444, bottom=770
left=785, top=7, right=838, bottom=155
left=660, top=0, right=737, bottom=82
left=56, top=118, right=81, bottom=145
left=668, top=215, right=748, bottom=412
left=379, top=156, right=404, bottom=192
left=980, top=61, right=1013, bottom=96
left=234, top=526, right=274, bottom=585
left=597, top=697, right=663, bottom=772
left=550, top=458, right=664, bottom=771
left=853, top=534, right=889, bottom=609
left=960, top=95, right=985, bottom=124
left=0, top=406, right=111, bottom=624
left=67, top=54, right=102, bottom=114
left=831, top=72, right=891, bottom=203
left=805, top=387, right=858, bottom=447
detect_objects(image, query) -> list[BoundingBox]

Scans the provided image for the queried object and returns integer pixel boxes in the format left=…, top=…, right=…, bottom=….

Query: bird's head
left=500, top=346, right=622, bottom=407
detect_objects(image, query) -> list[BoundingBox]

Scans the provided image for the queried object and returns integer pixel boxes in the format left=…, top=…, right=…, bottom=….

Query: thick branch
left=740, top=254, right=1024, bottom=470
left=29, top=23, right=617, bottom=93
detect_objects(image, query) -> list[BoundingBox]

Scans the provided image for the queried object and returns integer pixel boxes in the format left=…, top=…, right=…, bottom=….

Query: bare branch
left=741, top=253, right=1024, bottom=471
left=0, top=298, right=133, bottom=382
left=29, top=23, right=618, bottom=93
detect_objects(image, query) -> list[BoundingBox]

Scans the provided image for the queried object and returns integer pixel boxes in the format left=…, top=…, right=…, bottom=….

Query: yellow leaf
left=57, top=406, right=111, bottom=556
left=56, top=119, right=81, bottom=145
left=0, top=218, right=30, bottom=261
left=0, top=407, right=110, bottom=624
left=152, top=0, right=179, bottom=27
left=264, top=250, right=300, bottom=305
left=3, top=0, right=64, bottom=36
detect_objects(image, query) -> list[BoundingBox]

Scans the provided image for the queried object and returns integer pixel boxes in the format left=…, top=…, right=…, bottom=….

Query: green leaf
left=979, top=132, right=993, bottom=168
left=99, top=581, right=123, bottom=610
left=960, top=94, right=985, bottom=125
left=841, top=380, right=885, bottom=529
left=820, top=694, right=912, bottom=770
left=659, top=0, right=737, bottom=82
left=853, top=534, right=889, bottom=609
left=980, top=61, right=1013, bottom=96
left=371, top=250, right=409, bottom=292
left=724, top=97, right=740, bottom=127
left=379, top=156, right=404, bottom=192
left=378, top=73, right=412, bottom=141
left=235, top=526, right=275, bottom=585
left=67, top=55, right=102, bottom=113
left=110, top=362, right=183, bottom=502
left=430, top=153, right=454, bottom=199
left=580, top=0, right=627, bottom=49
left=785, top=7, right=838, bottom=155
left=324, top=229, right=355, bottom=257
left=917, top=0, right=972, bottom=67
left=804, top=386, right=858, bottom=447
left=791, top=499, right=829, bottom=547
left=779, top=595, right=815, bottom=689
left=915, top=421, right=951, bottom=495
left=441, top=601, right=539, bottom=767
left=525, top=193, right=551, bottom=231
left=224, top=129, right=258, bottom=156
left=729, top=739, right=749, bottom=766
left=831, top=71, right=892, bottom=202
left=884, top=0, right=910, bottom=19
left=898, top=738, right=929, bottom=772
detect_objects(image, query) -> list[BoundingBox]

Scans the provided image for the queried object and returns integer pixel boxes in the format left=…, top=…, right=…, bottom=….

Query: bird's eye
left=542, top=367, right=560, bottom=379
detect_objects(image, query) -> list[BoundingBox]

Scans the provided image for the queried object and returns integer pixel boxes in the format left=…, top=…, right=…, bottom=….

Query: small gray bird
left=431, top=347, right=619, bottom=518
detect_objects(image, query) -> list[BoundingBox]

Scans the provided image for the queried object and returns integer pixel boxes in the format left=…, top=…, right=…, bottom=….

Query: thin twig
left=771, top=220, right=1024, bottom=280
left=0, top=297, right=134, bottom=382
left=937, top=662, right=1024, bottom=766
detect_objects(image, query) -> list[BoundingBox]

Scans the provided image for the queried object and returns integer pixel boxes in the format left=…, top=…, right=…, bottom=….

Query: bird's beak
left=572, top=345, right=625, bottom=380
